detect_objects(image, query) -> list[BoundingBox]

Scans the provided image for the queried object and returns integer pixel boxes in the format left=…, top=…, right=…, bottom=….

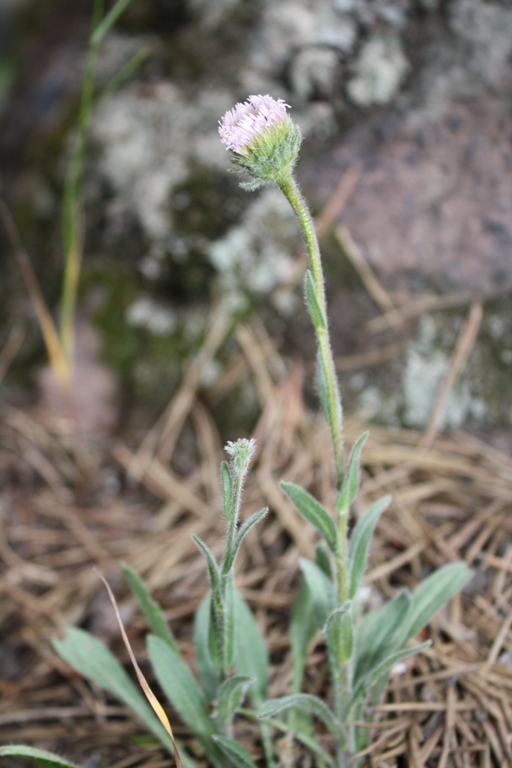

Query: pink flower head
left=219, top=94, right=291, bottom=153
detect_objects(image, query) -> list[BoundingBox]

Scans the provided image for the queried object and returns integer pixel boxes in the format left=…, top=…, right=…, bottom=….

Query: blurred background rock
left=1, top=0, right=511, bottom=444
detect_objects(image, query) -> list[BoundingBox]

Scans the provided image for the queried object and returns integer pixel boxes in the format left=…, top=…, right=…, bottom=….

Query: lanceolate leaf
left=300, top=558, right=335, bottom=628
left=224, top=507, right=268, bottom=573
left=351, top=640, right=432, bottom=709
left=216, top=675, right=254, bottom=731
left=354, top=590, right=411, bottom=684
left=281, top=482, right=338, bottom=553
left=304, top=269, right=326, bottom=331
left=0, top=746, right=82, bottom=768
left=147, top=635, right=224, bottom=768
left=324, top=602, right=353, bottom=667
left=221, top=460, right=232, bottom=523
left=290, top=576, right=318, bottom=693
left=233, top=590, right=268, bottom=703
left=212, top=736, right=259, bottom=768
left=315, top=543, right=332, bottom=579
left=316, top=350, right=332, bottom=428
left=192, top=535, right=220, bottom=594
left=122, top=564, right=177, bottom=650
left=232, top=591, right=275, bottom=768
left=402, top=562, right=473, bottom=643
left=259, top=694, right=341, bottom=738
left=348, top=495, right=391, bottom=599
left=52, top=628, right=176, bottom=756
left=224, top=575, right=235, bottom=671
left=336, top=432, right=369, bottom=514
left=147, top=635, right=212, bottom=737
left=194, top=594, right=220, bottom=702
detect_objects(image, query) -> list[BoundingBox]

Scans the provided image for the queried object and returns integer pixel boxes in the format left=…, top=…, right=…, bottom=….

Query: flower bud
left=219, top=94, right=302, bottom=189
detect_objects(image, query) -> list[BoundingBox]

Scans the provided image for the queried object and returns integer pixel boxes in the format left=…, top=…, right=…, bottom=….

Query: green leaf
left=324, top=602, right=353, bottom=667
left=336, top=432, right=369, bottom=513
left=212, top=736, right=259, bottom=768
left=299, top=558, right=336, bottom=628
left=304, top=270, right=326, bottom=331
left=354, top=590, right=411, bottom=684
left=232, top=591, right=274, bottom=768
left=348, top=495, right=391, bottom=599
left=290, top=576, right=318, bottom=694
left=224, top=575, right=235, bottom=671
left=194, top=594, right=220, bottom=702
left=122, top=564, right=177, bottom=650
left=315, top=543, right=332, bottom=579
left=147, top=634, right=212, bottom=737
left=52, top=627, right=175, bottom=755
left=221, top=460, right=232, bottom=522
left=192, top=535, right=220, bottom=594
left=351, top=641, right=431, bottom=709
left=402, top=562, right=473, bottom=643
left=233, top=591, right=268, bottom=703
left=259, top=694, right=341, bottom=738
left=147, top=635, right=224, bottom=768
left=216, top=675, right=254, bottom=731
left=0, top=746, right=82, bottom=768
left=316, top=350, right=331, bottom=427
left=281, top=482, right=338, bottom=553
left=224, top=507, right=268, bottom=573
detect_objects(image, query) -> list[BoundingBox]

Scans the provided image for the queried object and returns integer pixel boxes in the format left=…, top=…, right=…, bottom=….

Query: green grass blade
left=0, top=746, right=82, bottom=768
left=122, top=564, right=177, bottom=650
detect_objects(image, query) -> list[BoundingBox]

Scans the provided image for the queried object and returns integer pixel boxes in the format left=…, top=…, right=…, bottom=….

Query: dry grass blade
left=335, top=224, right=397, bottom=316
left=421, top=301, right=483, bottom=448
left=0, top=200, right=69, bottom=388
left=99, top=572, right=183, bottom=768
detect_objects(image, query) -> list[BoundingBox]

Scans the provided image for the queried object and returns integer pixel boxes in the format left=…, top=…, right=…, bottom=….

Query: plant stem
left=60, top=0, right=104, bottom=360
left=279, top=172, right=355, bottom=766
left=278, top=174, right=344, bottom=486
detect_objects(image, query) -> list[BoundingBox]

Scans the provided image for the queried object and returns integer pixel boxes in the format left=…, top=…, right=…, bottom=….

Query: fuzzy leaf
left=221, top=460, right=232, bottom=522
left=212, top=736, right=259, bottom=768
left=324, top=602, right=353, bottom=667
left=351, top=641, right=432, bottom=708
left=216, top=675, right=254, bottom=730
left=224, top=507, right=268, bottom=573
left=192, top=535, right=220, bottom=595
left=52, top=628, right=177, bottom=755
left=147, top=635, right=224, bottom=768
left=402, top=562, right=473, bottom=642
left=147, top=634, right=211, bottom=736
left=304, top=270, right=326, bottom=331
left=290, top=576, right=318, bottom=694
left=354, top=590, right=411, bottom=684
left=259, top=694, right=341, bottom=738
left=348, top=495, right=391, bottom=599
left=300, top=558, right=335, bottom=628
left=336, top=432, right=369, bottom=513
left=0, top=746, right=82, bottom=768
left=315, top=543, right=333, bottom=579
left=281, top=482, right=338, bottom=553
left=233, top=591, right=268, bottom=703
left=316, top=350, right=332, bottom=427
left=122, top=564, right=177, bottom=650
left=194, top=594, right=220, bottom=702
left=224, top=575, right=235, bottom=671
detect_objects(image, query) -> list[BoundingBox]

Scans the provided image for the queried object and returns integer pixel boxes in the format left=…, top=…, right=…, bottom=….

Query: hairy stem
left=278, top=175, right=344, bottom=486
left=279, top=172, right=354, bottom=765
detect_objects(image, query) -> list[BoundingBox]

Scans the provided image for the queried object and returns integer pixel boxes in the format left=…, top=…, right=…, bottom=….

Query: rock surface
left=1, top=0, right=512, bottom=434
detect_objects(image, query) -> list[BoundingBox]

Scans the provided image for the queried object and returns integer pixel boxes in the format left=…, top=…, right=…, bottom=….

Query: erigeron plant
left=4, top=96, right=473, bottom=768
